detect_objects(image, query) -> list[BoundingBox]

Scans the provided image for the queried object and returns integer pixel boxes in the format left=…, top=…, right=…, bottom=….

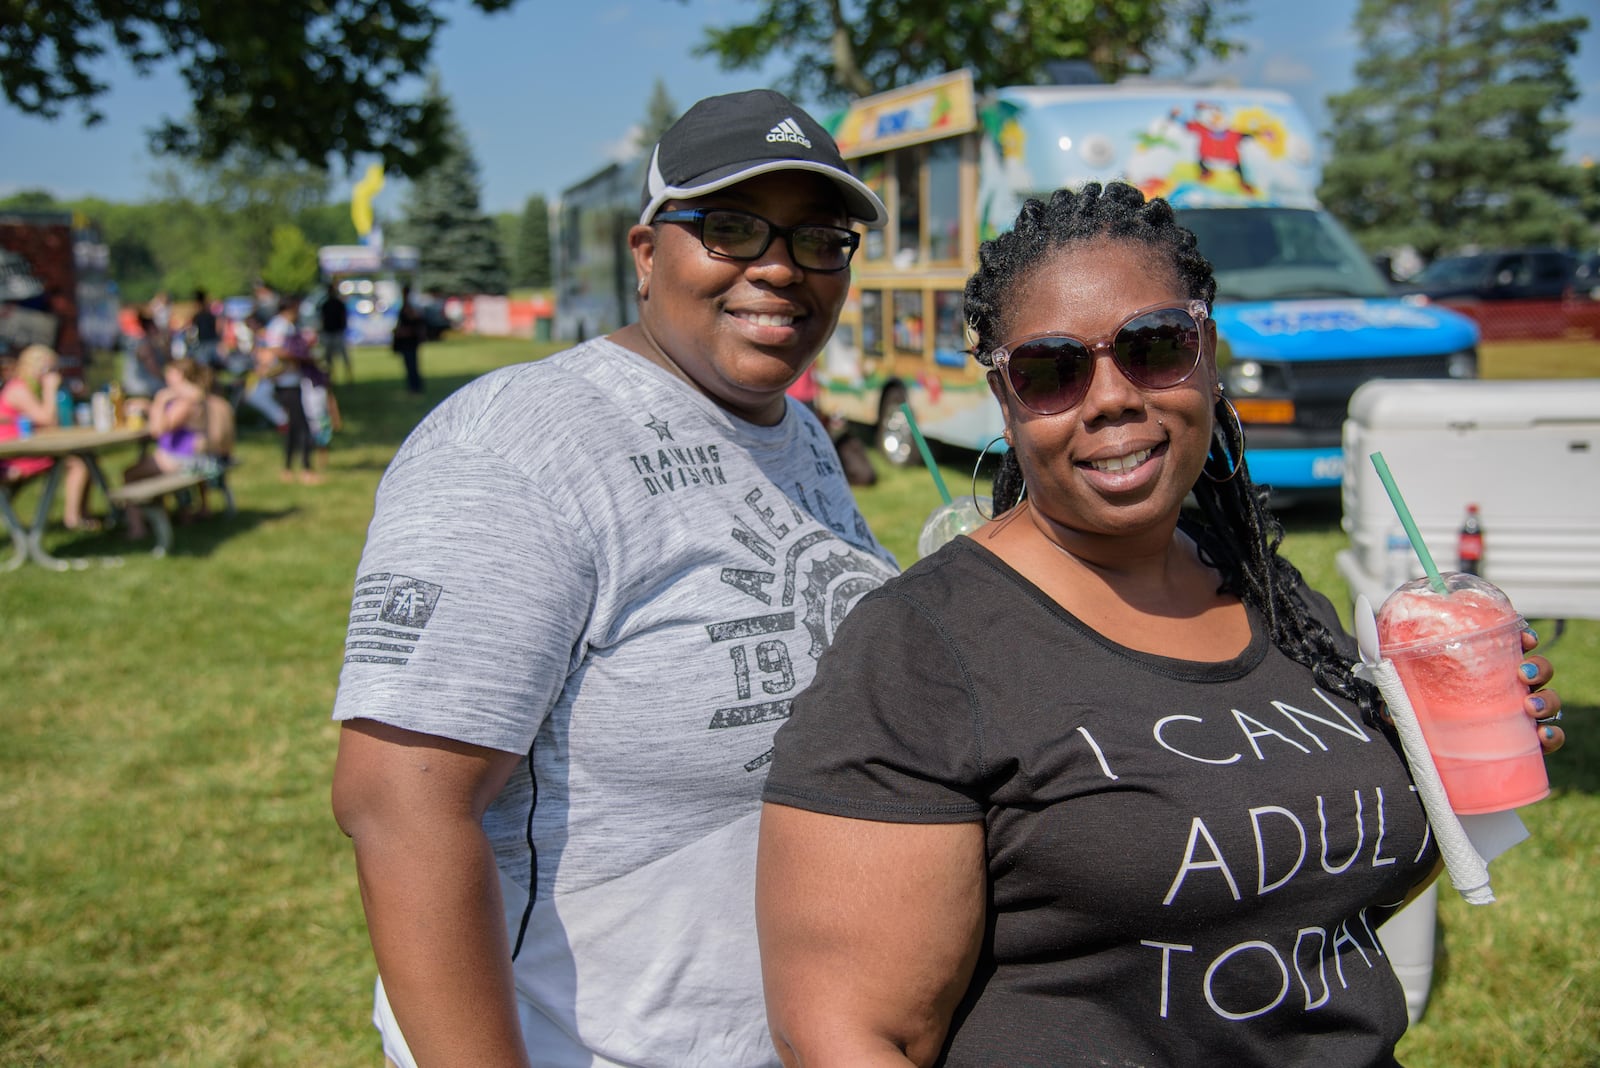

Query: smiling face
left=628, top=171, right=852, bottom=425
left=989, top=238, right=1218, bottom=541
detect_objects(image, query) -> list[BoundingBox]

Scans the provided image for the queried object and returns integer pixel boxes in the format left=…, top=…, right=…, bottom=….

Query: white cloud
left=602, top=125, right=645, bottom=163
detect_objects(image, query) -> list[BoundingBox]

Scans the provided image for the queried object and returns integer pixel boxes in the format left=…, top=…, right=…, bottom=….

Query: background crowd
left=116, top=285, right=349, bottom=487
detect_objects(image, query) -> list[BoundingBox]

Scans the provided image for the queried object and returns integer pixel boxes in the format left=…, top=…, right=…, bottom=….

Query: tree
left=1320, top=0, right=1589, bottom=259
left=694, top=0, right=1244, bottom=103
left=400, top=83, right=508, bottom=296
left=0, top=0, right=514, bottom=176
left=0, top=189, right=61, bottom=212
left=155, top=149, right=337, bottom=279
left=261, top=223, right=321, bottom=296
left=510, top=195, right=552, bottom=290
left=636, top=78, right=680, bottom=154
left=1578, top=161, right=1600, bottom=246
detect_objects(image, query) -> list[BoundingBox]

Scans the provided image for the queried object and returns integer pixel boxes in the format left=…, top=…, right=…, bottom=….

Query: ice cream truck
left=816, top=71, right=1479, bottom=494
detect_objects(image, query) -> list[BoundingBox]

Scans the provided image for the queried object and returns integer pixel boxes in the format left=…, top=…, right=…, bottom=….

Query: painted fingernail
left=1524, top=625, right=1539, bottom=643
left=1530, top=696, right=1547, bottom=713
left=1521, top=663, right=1539, bottom=680
left=1543, top=726, right=1557, bottom=741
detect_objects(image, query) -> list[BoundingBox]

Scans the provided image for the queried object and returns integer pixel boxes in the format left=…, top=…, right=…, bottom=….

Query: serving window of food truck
left=857, top=139, right=967, bottom=268
left=821, top=70, right=992, bottom=463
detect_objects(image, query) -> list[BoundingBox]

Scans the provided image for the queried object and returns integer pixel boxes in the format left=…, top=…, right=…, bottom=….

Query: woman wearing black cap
left=330, top=90, right=896, bottom=1068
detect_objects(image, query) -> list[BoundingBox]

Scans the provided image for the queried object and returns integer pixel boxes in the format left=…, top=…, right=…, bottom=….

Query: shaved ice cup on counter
left=1377, top=572, right=1549, bottom=814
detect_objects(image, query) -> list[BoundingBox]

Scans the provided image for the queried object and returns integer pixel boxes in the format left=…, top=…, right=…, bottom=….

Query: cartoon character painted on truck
left=817, top=72, right=1479, bottom=495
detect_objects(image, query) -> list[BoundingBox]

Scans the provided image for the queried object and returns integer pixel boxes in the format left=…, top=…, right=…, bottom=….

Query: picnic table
left=0, top=425, right=148, bottom=571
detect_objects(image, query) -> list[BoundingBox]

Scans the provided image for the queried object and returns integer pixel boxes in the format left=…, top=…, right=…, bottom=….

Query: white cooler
left=1335, top=377, right=1600, bottom=1025
left=1338, top=378, right=1600, bottom=618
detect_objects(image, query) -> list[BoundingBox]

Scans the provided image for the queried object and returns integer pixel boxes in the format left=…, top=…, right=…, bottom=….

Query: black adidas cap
left=639, top=89, right=887, bottom=227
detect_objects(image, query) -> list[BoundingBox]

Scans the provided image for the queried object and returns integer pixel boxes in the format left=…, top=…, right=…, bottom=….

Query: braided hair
left=964, top=181, right=1380, bottom=724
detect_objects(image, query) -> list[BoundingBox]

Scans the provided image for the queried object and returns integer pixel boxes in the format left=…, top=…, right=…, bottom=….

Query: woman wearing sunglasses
left=757, top=182, right=1564, bottom=1066
left=331, top=90, right=897, bottom=1068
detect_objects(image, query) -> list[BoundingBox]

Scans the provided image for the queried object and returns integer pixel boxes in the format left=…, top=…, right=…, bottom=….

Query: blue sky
left=2, top=0, right=1596, bottom=220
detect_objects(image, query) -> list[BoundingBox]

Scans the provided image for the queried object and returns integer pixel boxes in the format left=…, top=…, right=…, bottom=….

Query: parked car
left=1397, top=248, right=1575, bottom=303
left=1395, top=248, right=1585, bottom=340
left=1574, top=251, right=1600, bottom=301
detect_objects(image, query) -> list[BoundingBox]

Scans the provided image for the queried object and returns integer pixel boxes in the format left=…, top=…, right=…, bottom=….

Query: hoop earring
left=971, top=435, right=1024, bottom=520
left=636, top=278, right=648, bottom=298
left=1202, top=396, right=1245, bottom=483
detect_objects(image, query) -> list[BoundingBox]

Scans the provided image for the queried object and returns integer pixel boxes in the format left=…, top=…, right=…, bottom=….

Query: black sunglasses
left=653, top=208, right=860, bottom=272
left=988, top=300, right=1210, bottom=416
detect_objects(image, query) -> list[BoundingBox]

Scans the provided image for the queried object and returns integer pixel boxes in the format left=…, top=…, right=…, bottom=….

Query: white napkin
left=1353, top=596, right=1530, bottom=905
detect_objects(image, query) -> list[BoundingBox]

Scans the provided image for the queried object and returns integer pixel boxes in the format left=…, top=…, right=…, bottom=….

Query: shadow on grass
left=1545, top=702, right=1598, bottom=795
left=43, top=505, right=294, bottom=562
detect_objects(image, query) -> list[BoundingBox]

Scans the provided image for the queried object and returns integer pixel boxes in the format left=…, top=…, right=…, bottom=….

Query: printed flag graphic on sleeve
left=344, top=572, right=445, bottom=665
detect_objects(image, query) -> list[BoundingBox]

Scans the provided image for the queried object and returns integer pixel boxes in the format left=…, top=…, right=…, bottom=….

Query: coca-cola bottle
left=1457, top=503, right=1484, bottom=575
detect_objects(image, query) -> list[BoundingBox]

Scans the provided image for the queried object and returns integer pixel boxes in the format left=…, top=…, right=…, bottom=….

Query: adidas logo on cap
left=766, top=118, right=812, bottom=149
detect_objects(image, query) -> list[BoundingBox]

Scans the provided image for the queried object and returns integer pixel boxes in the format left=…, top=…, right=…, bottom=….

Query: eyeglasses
left=653, top=209, right=860, bottom=272
left=988, top=300, right=1210, bottom=416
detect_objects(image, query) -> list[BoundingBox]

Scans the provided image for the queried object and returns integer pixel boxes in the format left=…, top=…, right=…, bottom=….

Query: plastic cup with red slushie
left=1377, top=572, right=1548, bottom=814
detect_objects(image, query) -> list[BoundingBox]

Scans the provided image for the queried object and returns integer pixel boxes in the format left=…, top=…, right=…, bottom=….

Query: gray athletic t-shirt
left=333, top=338, right=897, bottom=1067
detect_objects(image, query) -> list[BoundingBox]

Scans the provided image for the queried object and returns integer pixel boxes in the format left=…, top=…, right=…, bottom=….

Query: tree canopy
left=1319, top=0, right=1590, bottom=259
left=5, top=0, right=1245, bottom=176
left=695, top=0, right=1245, bottom=102
left=261, top=224, right=322, bottom=296
left=0, top=0, right=514, bottom=177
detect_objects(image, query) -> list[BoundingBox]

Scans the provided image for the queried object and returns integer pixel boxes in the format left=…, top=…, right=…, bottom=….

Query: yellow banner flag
left=351, top=164, right=386, bottom=237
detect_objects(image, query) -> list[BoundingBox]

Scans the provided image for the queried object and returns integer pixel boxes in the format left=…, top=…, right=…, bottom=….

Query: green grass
left=1, top=336, right=1594, bottom=1065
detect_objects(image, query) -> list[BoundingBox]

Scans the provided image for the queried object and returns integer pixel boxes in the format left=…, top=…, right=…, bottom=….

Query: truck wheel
left=877, top=385, right=919, bottom=467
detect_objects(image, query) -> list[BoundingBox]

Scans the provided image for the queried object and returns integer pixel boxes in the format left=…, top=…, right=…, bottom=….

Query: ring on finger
left=1535, top=710, right=1564, bottom=724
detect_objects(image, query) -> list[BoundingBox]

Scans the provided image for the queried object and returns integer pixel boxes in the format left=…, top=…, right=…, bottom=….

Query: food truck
left=554, top=158, right=646, bottom=342
left=316, top=243, right=421, bottom=346
left=0, top=211, right=116, bottom=377
left=816, top=71, right=1480, bottom=493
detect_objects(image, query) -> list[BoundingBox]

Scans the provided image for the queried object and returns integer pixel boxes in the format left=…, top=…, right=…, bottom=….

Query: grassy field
left=1, top=337, right=1594, bottom=1066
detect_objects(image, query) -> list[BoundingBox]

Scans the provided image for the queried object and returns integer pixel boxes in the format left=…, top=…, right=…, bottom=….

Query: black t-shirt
left=765, top=536, right=1437, bottom=1067
left=192, top=307, right=219, bottom=343
left=320, top=294, right=349, bottom=333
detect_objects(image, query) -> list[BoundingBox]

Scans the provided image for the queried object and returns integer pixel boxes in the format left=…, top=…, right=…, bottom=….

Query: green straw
left=1369, top=451, right=1447, bottom=594
left=899, top=402, right=951, bottom=504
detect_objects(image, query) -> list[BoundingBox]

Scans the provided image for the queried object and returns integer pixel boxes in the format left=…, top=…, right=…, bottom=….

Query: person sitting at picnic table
left=120, top=357, right=225, bottom=539
left=0, top=344, right=94, bottom=530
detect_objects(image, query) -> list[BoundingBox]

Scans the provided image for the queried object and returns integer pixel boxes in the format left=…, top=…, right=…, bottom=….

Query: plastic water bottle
left=91, top=389, right=113, bottom=432
left=56, top=388, right=75, bottom=428
left=1458, top=503, right=1484, bottom=576
left=1385, top=531, right=1415, bottom=591
left=16, top=416, right=33, bottom=438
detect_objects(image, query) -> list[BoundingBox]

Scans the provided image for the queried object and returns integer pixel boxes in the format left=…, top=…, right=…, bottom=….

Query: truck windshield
left=1176, top=207, right=1392, bottom=302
